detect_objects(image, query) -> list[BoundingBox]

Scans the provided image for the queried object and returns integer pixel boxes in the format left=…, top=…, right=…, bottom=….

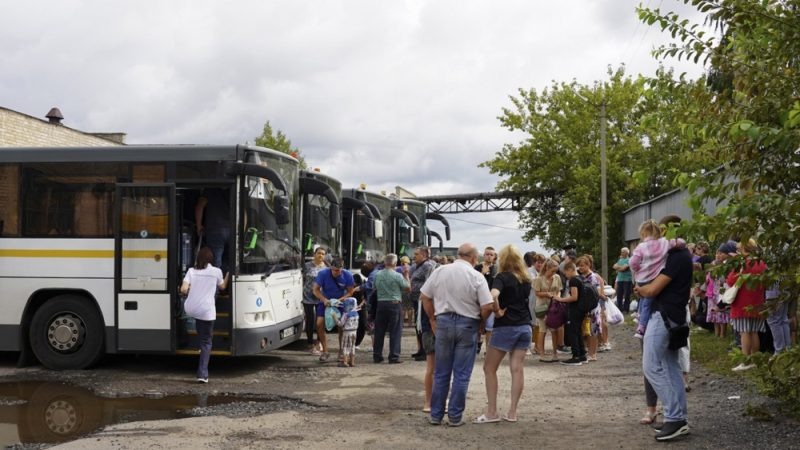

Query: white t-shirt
left=420, top=259, right=493, bottom=319
left=183, top=266, right=223, bottom=321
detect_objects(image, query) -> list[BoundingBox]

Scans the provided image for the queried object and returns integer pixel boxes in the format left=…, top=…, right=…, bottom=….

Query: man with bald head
left=420, top=243, right=494, bottom=426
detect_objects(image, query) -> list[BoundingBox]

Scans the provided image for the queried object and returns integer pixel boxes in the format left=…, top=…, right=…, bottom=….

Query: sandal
left=501, top=414, right=518, bottom=423
left=639, top=411, right=659, bottom=425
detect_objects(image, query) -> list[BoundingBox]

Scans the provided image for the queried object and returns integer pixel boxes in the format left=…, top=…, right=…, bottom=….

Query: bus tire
left=29, top=295, right=105, bottom=370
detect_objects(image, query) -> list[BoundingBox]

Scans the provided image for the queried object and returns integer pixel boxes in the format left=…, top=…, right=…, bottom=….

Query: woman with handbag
left=705, top=242, right=735, bottom=338
left=533, top=259, right=562, bottom=362
left=728, top=239, right=767, bottom=372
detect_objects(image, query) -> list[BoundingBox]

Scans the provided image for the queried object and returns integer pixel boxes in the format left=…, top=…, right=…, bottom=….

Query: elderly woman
left=613, top=247, right=633, bottom=313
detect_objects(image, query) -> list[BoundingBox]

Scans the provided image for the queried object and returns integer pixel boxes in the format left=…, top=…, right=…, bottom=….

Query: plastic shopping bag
left=605, top=299, right=624, bottom=325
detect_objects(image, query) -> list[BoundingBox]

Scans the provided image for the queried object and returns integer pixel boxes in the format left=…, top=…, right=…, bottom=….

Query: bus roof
left=0, top=144, right=298, bottom=164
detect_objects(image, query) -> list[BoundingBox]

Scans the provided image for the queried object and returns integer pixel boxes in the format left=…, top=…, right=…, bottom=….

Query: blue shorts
left=489, top=324, right=532, bottom=352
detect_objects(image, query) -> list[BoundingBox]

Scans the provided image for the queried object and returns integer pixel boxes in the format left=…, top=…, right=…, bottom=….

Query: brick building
left=0, top=106, right=126, bottom=147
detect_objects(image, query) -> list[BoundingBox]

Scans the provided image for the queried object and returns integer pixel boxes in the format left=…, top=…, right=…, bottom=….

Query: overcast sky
left=1, top=0, right=704, bottom=255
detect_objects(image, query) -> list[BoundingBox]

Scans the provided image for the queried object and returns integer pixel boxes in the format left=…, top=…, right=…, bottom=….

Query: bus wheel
left=29, top=295, right=105, bottom=370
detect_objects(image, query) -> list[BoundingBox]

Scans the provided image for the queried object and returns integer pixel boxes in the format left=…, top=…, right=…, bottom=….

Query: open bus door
left=114, top=184, right=176, bottom=352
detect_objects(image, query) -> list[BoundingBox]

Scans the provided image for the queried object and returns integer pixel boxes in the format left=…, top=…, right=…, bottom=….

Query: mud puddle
left=0, top=381, right=313, bottom=447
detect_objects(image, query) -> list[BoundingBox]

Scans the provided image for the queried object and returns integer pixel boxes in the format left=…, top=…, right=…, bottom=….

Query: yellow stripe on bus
left=0, top=249, right=166, bottom=259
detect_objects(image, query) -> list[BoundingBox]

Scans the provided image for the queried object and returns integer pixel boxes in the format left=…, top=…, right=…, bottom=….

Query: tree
left=254, top=120, right=307, bottom=168
left=639, top=0, right=800, bottom=295
left=482, top=67, right=703, bottom=273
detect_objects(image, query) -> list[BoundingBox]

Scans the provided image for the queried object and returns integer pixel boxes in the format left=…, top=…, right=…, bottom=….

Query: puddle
left=0, top=381, right=311, bottom=447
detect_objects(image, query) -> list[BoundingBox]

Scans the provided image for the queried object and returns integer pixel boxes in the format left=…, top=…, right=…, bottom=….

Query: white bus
left=0, top=145, right=304, bottom=370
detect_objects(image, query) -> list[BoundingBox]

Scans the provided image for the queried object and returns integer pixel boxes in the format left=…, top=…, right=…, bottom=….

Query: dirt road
left=0, top=323, right=797, bottom=449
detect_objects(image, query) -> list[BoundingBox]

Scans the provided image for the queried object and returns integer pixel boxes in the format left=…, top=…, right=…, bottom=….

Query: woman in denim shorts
left=473, top=245, right=533, bottom=424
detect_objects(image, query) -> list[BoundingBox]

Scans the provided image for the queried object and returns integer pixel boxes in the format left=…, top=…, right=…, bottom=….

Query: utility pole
left=599, top=100, right=608, bottom=282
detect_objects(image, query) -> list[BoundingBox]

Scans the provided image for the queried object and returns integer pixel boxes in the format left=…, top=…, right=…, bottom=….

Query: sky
left=0, top=0, right=705, bottom=256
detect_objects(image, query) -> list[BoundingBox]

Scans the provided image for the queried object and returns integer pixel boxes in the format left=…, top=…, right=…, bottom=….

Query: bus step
left=185, top=329, right=230, bottom=337
left=175, top=349, right=232, bottom=356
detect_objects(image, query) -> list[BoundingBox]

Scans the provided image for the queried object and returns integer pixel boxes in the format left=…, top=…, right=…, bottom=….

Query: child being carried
left=630, top=220, right=685, bottom=339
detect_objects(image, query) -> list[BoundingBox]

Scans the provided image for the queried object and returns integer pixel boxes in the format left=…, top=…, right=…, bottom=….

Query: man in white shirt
left=420, top=243, right=494, bottom=427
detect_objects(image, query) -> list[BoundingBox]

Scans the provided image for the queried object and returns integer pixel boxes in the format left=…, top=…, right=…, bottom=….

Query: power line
left=445, top=216, right=523, bottom=232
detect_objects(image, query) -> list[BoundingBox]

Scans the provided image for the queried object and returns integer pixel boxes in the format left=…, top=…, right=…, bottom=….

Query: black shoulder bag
left=659, top=305, right=690, bottom=351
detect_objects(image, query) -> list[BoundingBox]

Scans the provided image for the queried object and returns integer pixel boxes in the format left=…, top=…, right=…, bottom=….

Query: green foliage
left=640, top=0, right=800, bottom=416
left=254, top=120, right=307, bottom=168
left=639, top=0, right=800, bottom=301
left=482, top=66, right=703, bottom=271
left=745, top=347, right=800, bottom=418
left=690, top=326, right=738, bottom=375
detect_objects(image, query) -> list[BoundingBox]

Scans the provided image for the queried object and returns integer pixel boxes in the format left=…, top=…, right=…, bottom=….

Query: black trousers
left=566, top=307, right=587, bottom=359
left=303, top=303, right=316, bottom=345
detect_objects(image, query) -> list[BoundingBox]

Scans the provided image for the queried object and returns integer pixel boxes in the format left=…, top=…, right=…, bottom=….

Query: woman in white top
left=181, top=247, right=229, bottom=383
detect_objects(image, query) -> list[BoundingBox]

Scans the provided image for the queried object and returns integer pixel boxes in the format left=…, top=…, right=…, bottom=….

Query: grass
left=689, top=326, right=740, bottom=375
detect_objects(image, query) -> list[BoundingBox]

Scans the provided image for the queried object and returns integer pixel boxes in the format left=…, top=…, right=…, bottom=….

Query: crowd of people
left=292, top=214, right=797, bottom=443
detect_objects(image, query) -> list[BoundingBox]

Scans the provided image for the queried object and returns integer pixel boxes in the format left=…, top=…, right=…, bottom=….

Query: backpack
left=578, top=278, right=599, bottom=314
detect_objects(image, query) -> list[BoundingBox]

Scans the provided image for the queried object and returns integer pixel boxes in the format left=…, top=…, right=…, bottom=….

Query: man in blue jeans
left=635, top=215, right=693, bottom=442
left=420, top=243, right=494, bottom=427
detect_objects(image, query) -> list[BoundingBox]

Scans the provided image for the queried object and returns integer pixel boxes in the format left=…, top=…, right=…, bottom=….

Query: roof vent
left=45, top=107, right=64, bottom=125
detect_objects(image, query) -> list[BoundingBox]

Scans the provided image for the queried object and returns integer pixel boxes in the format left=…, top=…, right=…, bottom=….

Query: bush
left=746, top=347, right=800, bottom=418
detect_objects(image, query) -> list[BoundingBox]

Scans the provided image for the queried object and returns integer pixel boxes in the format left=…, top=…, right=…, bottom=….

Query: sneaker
left=556, top=346, right=571, bottom=354
left=560, top=357, right=583, bottom=366
left=578, top=355, right=588, bottom=363
left=654, top=420, right=689, bottom=441
left=600, top=343, right=612, bottom=352
left=319, top=352, right=330, bottom=362
left=633, top=332, right=644, bottom=339
left=414, top=354, right=427, bottom=361
left=732, top=363, right=755, bottom=372
left=447, top=418, right=466, bottom=427
left=429, top=417, right=442, bottom=426
left=196, top=378, right=208, bottom=383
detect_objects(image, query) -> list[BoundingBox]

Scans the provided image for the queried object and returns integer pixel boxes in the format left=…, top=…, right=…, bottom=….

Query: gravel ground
left=0, top=321, right=797, bottom=449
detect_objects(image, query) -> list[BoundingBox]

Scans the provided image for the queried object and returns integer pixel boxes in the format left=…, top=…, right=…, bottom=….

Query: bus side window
left=0, top=164, right=20, bottom=237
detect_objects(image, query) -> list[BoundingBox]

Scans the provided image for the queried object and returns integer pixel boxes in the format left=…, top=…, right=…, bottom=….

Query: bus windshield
left=354, top=192, right=390, bottom=265
left=240, top=151, right=301, bottom=275
left=303, top=192, right=339, bottom=258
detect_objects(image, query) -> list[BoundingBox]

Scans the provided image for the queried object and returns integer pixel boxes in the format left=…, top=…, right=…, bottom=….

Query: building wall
left=0, top=107, right=124, bottom=147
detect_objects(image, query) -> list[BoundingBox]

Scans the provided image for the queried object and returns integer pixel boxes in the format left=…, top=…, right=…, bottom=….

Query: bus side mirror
left=409, top=227, right=415, bottom=244
left=373, top=219, right=383, bottom=239
left=329, top=204, right=340, bottom=228
left=275, top=195, right=290, bottom=225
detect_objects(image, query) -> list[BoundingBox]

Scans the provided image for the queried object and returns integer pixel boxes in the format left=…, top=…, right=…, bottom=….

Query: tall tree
left=254, top=120, right=307, bottom=168
left=482, top=67, right=702, bottom=273
left=639, top=0, right=800, bottom=294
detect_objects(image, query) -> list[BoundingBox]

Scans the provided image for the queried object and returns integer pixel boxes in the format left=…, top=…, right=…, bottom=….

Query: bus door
left=115, top=184, right=176, bottom=352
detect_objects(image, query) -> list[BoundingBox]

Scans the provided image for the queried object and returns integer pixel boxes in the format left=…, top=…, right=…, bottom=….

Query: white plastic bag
left=605, top=299, right=624, bottom=325
left=629, top=299, right=638, bottom=313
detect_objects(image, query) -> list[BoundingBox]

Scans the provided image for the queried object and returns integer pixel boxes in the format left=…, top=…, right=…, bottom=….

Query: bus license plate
left=281, top=327, right=295, bottom=339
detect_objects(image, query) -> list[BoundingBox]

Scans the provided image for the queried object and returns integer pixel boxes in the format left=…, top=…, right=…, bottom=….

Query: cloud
left=1, top=0, right=706, bottom=252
